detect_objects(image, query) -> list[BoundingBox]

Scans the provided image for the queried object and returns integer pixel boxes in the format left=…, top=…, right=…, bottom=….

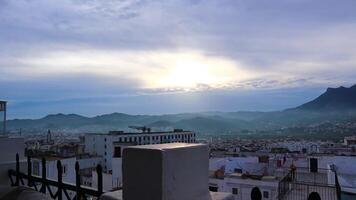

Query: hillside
left=6, top=85, right=356, bottom=135
left=296, top=85, right=356, bottom=111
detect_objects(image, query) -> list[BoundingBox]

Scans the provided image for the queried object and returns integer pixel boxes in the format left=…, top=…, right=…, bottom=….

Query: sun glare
left=19, top=49, right=251, bottom=90
left=147, top=52, right=244, bottom=89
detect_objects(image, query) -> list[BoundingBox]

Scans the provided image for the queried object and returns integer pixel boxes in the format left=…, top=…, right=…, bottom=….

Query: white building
left=268, top=141, right=320, bottom=154
left=209, top=157, right=281, bottom=200
left=84, top=130, right=196, bottom=172
left=86, top=130, right=196, bottom=190
left=344, top=135, right=356, bottom=146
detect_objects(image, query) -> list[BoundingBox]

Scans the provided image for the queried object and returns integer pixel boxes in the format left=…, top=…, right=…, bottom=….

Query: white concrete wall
left=0, top=137, right=25, bottom=162
left=32, top=157, right=76, bottom=184
left=112, top=158, right=122, bottom=189
left=92, top=171, right=113, bottom=192
left=0, top=137, right=25, bottom=186
left=317, top=156, right=356, bottom=174
left=209, top=157, right=259, bottom=174
left=78, top=157, right=102, bottom=169
left=84, top=132, right=196, bottom=172
left=222, top=178, right=279, bottom=200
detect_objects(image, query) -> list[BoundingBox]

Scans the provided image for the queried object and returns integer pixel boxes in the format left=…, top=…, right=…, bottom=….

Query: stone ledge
left=100, top=191, right=234, bottom=200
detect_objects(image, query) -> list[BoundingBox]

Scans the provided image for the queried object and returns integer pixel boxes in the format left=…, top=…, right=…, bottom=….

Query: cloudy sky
left=1, top=0, right=356, bottom=118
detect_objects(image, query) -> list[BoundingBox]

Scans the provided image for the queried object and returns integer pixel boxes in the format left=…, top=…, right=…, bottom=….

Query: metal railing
left=8, top=153, right=104, bottom=200
left=278, top=167, right=340, bottom=200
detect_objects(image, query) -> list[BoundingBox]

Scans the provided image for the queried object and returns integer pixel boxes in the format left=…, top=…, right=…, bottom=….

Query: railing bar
left=96, top=164, right=103, bottom=195
left=47, top=184, right=55, bottom=198
left=75, top=162, right=81, bottom=200
left=63, top=188, right=71, bottom=200
left=9, top=170, right=102, bottom=195
left=33, top=182, right=38, bottom=191
left=20, top=177, right=25, bottom=185
left=8, top=171, right=14, bottom=186
left=8, top=165, right=107, bottom=198
left=27, top=156, right=32, bottom=187
left=40, top=158, right=46, bottom=194
left=15, top=153, right=20, bottom=186
left=57, top=160, right=63, bottom=200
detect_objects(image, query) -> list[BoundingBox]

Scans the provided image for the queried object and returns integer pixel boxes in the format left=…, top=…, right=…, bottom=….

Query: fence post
left=27, top=156, right=32, bottom=187
left=57, top=160, right=63, bottom=200
left=96, top=164, right=103, bottom=195
left=40, top=158, right=46, bottom=194
left=335, top=171, right=341, bottom=200
left=15, top=153, right=20, bottom=186
left=75, top=162, right=81, bottom=200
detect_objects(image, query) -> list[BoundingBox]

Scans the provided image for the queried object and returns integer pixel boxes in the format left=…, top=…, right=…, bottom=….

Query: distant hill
left=296, top=85, right=356, bottom=111
left=6, top=84, right=356, bottom=135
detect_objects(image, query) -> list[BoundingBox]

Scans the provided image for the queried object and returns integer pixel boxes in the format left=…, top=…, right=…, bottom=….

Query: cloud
left=1, top=0, right=356, bottom=117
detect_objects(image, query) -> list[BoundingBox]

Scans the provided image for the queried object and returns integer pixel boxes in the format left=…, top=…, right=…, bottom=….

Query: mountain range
left=6, top=85, right=356, bottom=136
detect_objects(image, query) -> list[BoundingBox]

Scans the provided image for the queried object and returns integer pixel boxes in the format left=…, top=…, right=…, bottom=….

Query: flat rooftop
left=126, top=143, right=204, bottom=150
left=86, top=130, right=193, bottom=136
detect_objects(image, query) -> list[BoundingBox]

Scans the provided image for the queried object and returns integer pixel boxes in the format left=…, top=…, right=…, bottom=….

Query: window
left=232, top=188, right=238, bottom=195
left=209, top=186, right=218, bottom=192
left=263, top=191, right=269, bottom=198
left=114, top=146, right=121, bottom=158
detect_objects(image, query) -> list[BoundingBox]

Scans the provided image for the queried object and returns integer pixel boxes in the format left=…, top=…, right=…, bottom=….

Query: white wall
left=78, top=157, right=102, bottom=169
left=0, top=137, right=25, bottom=186
left=32, top=157, right=76, bottom=184
left=209, top=157, right=259, bottom=174
left=85, top=132, right=196, bottom=172
left=0, top=137, right=25, bottom=163
left=318, top=156, right=356, bottom=174
left=223, top=178, right=279, bottom=200
left=112, top=158, right=122, bottom=189
left=92, top=170, right=113, bottom=192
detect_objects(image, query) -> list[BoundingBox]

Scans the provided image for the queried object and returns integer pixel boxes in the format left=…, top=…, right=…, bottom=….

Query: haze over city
left=2, top=1, right=356, bottom=200
left=1, top=0, right=356, bottom=118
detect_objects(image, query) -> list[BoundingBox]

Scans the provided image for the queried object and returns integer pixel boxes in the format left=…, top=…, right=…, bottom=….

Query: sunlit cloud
left=1, top=0, right=356, bottom=117
left=6, top=49, right=256, bottom=90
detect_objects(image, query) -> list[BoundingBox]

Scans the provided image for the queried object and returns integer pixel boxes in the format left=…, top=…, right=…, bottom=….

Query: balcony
left=278, top=167, right=341, bottom=200
left=2, top=143, right=234, bottom=200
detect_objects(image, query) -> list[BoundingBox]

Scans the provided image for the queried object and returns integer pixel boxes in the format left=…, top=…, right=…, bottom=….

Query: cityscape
left=1, top=1, right=356, bottom=200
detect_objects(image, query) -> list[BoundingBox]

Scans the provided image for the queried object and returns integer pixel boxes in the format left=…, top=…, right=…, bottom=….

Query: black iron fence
left=8, top=153, right=104, bottom=200
left=278, top=167, right=341, bottom=200
left=278, top=171, right=292, bottom=199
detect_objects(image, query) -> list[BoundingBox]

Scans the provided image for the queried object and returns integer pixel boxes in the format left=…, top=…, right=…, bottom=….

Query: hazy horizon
left=1, top=0, right=356, bottom=118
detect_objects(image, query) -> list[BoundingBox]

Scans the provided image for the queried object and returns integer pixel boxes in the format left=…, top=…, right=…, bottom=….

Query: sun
left=161, top=60, right=215, bottom=88
left=147, top=51, right=242, bottom=89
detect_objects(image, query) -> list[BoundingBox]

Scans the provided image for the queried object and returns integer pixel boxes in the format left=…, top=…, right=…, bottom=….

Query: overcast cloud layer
left=1, top=0, right=356, bottom=118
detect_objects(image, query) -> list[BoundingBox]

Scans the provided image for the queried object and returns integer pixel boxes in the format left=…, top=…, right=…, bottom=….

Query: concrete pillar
left=123, top=143, right=211, bottom=200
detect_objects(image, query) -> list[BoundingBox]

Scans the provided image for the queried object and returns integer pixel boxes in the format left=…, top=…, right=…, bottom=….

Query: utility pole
left=0, top=101, right=6, bottom=135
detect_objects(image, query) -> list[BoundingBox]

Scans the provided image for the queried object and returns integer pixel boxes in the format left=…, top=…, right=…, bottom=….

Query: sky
left=1, top=0, right=356, bottom=119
